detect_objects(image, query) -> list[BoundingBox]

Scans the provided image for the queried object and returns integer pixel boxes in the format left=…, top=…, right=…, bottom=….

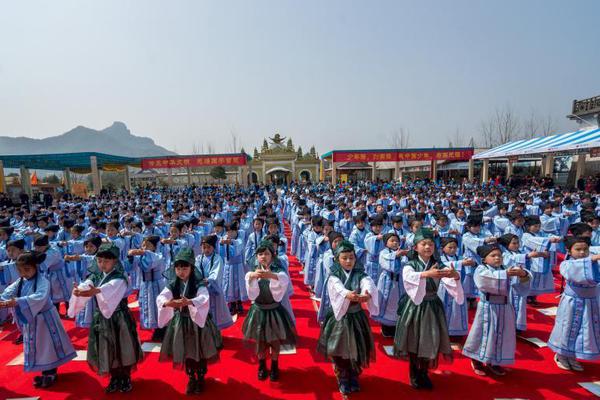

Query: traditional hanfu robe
left=244, top=230, right=264, bottom=267
left=298, top=222, right=311, bottom=264
left=2, top=274, right=76, bottom=371
left=316, top=249, right=336, bottom=323
left=521, top=232, right=556, bottom=295
left=317, top=263, right=378, bottom=368
left=157, top=276, right=223, bottom=368
left=63, top=238, right=85, bottom=282
left=437, top=253, right=469, bottom=336
left=462, top=263, right=531, bottom=365
left=338, top=218, right=354, bottom=239
left=195, top=251, right=233, bottom=330
left=303, top=230, right=323, bottom=286
left=548, top=257, right=600, bottom=360
left=394, top=257, right=463, bottom=364
left=349, top=227, right=368, bottom=265
left=461, top=231, right=490, bottom=298
left=242, top=264, right=297, bottom=354
left=502, top=250, right=530, bottom=331
left=221, top=238, right=247, bottom=303
left=70, top=268, right=143, bottom=375
left=373, top=247, right=405, bottom=327
left=0, top=258, right=18, bottom=323
left=40, top=247, right=72, bottom=304
left=124, top=233, right=143, bottom=290
left=132, top=250, right=166, bottom=329
left=364, top=232, right=384, bottom=281
left=312, top=236, right=330, bottom=300
left=74, top=254, right=99, bottom=328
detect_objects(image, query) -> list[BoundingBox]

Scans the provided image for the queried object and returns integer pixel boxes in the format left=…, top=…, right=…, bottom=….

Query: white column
left=331, top=161, right=337, bottom=184
left=187, top=167, right=192, bottom=185
left=0, top=160, right=5, bottom=193
left=167, top=168, right=173, bottom=186
left=575, top=153, right=587, bottom=182
left=394, top=162, right=400, bottom=181
left=544, top=155, right=554, bottom=177
left=20, top=166, right=32, bottom=198
left=430, top=160, right=438, bottom=180
left=481, top=159, right=489, bottom=183
left=468, top=158, right=475, bottom=181
left=64, top=168, right=72, bottom=194
left=90, top=156, right=101, bottom=195
left=506, top=159, right=514, bottom=179
left=371, top=162, right=377, bottom=181
left=123, top=166, right=131, bottom=191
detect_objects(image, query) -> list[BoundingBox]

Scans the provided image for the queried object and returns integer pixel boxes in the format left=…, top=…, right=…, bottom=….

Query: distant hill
left=0, top=122, right=176, bottom=157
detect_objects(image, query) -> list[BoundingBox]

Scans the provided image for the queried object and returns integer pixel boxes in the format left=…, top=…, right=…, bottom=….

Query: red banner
left=332, top=149, right=473, bottom=163
left=141, top=154, right=247, bottom=170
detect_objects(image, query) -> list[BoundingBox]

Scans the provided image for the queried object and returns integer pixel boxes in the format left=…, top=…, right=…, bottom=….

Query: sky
left=1, top=0, right=599, bottom=155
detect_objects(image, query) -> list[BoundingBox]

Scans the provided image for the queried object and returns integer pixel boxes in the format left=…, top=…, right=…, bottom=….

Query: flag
left=30, top=171, right=38, bottom=185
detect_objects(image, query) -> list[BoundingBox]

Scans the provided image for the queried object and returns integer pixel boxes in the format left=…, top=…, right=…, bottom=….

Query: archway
left=247, top=171, right=258, bottom=184
left=265, top=167, right=291, bottom=186
left=299, top=170, right=311, bottom=182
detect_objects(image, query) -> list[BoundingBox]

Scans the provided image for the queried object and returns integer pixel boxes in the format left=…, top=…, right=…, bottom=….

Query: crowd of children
left=0, top=180, right=599, bottom=396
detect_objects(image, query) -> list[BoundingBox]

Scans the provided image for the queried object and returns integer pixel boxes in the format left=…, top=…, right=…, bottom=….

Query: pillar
left=187, top=167, right=192, bottom=185
left=331, top=161, right=337, bottom=185
left=468, top=158, right=475, bottom=181
left=544, top=155, right=554, bottom=177
left=64, top=168, right=72, bottom=194
left=0, top=160, right=5, bottom=193
left=481, top=159, right=489, bottom=183
left=123, top=166, right=131, bottom=192
left=90, top=156, right=101, bottom=195
left=20, top=166, right=32, bottom=198
left=371, top=162, right=377, bottom=181
left=167, top=168, right=173, bottom=186
left=506, top=159, right=514, bottom=180
left=430, top=160, right=438, bottom=181
left=394, top=162, right=400, bottom=181
left=575, top=153, right=586, bottom=182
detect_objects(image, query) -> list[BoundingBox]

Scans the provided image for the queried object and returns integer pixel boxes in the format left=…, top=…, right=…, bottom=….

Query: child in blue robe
left=549, top=236, right=600, bottom=372
left=221, top=221, right=246, bottom=314
left=364, top=215, right=385, bottom=281
left=463, top=244, right=531, bottom=377
left=195, top=234, right=233, bottom=330
left=303, top=216, right=325, bottom=289
left=0, top=251, right=76, bottom=388
left=373, top=232, right=407, bottom=337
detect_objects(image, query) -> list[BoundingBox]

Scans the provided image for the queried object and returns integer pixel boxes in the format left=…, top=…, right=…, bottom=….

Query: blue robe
left=221, top=238, right=247, bottom=302
left=462, top=264, right=531, bottom=366
left=502, top=250, right=530, bottom=331
left=521, top=232, right=555, bottom=295
left=372, top=247, right=405, bottom=326
left=133, top=250, right=166, bottom=329
left=437, top=254, right=469, bottom=336
left=1, top=274, right=76, bottom=371
left=40, top=247, right=72, bottom=304
left=196, top=252, right=234, bottom=330
left=364, top=232, right=384, bottom=281
left=548, top=257, right=600, bottom=360
left=303, top=230, right=323, bottom=286
left=349, top=227, right=368, bottom=265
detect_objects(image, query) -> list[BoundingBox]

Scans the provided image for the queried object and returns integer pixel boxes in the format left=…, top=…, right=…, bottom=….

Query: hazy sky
left=1, top=1, right=599, bottom=155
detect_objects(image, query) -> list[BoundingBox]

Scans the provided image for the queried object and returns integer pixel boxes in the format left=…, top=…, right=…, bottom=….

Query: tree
left=309, top=146, right=317, bottom=158
left=523, top=110, right=556, bottom=139
left=253, top=147, right=260, bottom=159
left=286, top=138, right=294, bottom=152
left=43, top=174, right=60, bottom=184
left=388, top=128, right=411, bottom=178
left=261, top=139, right=269, bottom=152
left=296, top=146, right=303, bottom=159
left=230, top=130, right=239, bottom=153
left=447, top=128, right=465, bottom=147
left=479, top=105, right=520, bottom=147
left=210, top=166, right=227, bottom=180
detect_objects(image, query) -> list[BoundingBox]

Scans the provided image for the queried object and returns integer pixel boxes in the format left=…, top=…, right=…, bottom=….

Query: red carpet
left=0, top=223, right=599, bottom=399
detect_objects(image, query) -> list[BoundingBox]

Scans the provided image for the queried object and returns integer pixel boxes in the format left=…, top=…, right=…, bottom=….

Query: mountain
left=0, top=122, right=176, bottom=157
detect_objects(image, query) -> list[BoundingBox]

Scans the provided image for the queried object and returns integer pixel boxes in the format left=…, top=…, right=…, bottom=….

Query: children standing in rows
left=463, top=245, right=531, bottom=376
left=317, top=240, right=378, bottom=395
left=243, top=240, right=296, bottom=381
left=0, top=251, right=76, bottom=388
left=157, top=248, right=223, bottom=395
left=548, top=236, right=600, bottom=372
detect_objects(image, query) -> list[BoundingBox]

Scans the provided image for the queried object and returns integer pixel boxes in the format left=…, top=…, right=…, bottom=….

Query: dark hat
left=33, top=234, right=49, bottom=247
left=524, top=215, right=541, bottom=227
left=144, top=235, right=161, bottom=248
left=391, top=215, right=403, bottom=223
left=477, top=244, right=501, bottom=259
left=564, top=235, right=590, bottom=251
left=466, top=214, right=482, bottom=227
left=369, top=214, right=384, bottom=226
left=83, top=236, right=103, bottom=250
left=201, top=234, right=218, bottom=248
left=256, top=239, right=275, bottom=255
left=96, top=243, right=120, bottom=259
left=46, top=224, right=60, bottom=233
left=497, top=233, right=518, bottom=248
left=440, top=236, right=458, bottom=248
left=568, top=222, right=593, bottom=236
left=413, top=228, right=435, bottom=245
left=213, top=218, right=225, bottom=228
left=327, top=231, right=344, bottom=243
left=311, top=216, right=324, bottom=227
left=174, top=247, right=195, bottom=266
left=383, top=232, right=399, bottom=245
left=7, top=238, right=25, bottom=250
left=335, top=240, right=355, bottom=257
left=16, top=251, right=46, bottom=266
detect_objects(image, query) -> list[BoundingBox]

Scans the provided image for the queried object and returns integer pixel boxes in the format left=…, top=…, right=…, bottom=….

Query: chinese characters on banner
left=141, top=155, right=247, bottom=170
left=332, top=149, right=474, bottom=163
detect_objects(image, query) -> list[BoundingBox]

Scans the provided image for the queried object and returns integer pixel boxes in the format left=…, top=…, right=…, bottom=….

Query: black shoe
left=258, top=360, right=268, bottom=381
left=349, top=375, right=360, bottom=393
left=14, top=334, right=23, bottom=345
left=338, top=378, right=352, bottom=395
left=186, top=376, right=197, bottom=395
left=409, top=363, right=420, bottom=389
left=419, top=371, right=433, bottom=389
left=33, top=375, right=44, bottom=388
left=151, top=328, right=165, bottom=342
left=381, top=324, right=396, bottom=338
left=119, top=376, right=133, bottom=393
left=269, top=360, right=279, bottom=382
left=195, top=374, right=205, bottom=393
left=105, top=377, right=120, bottom=393
left=36, top=373, right=58, bottom=388
left=236, top=301, right=244, bottom=314
left=229, top=303, right=237, bottom=315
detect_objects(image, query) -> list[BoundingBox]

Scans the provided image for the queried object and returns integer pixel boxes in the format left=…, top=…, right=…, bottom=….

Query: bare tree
left=522, top=110, right=540, bottom=139
left=540, top=113, right=556, bottom=137
left=230, top=129, right=239, bottom=153
left=447, top=128, right=465, bottom=147
left=388, top=128, right=410, bottom=149
left=206, top=142, right=215, bottom=154
left=479, top=105, right=520, bottom=147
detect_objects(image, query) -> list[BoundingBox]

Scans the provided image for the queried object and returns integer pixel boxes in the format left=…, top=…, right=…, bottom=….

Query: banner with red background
left=332, top=149, right=473, bottom=163
left=141, top=154, right=247, bottom=170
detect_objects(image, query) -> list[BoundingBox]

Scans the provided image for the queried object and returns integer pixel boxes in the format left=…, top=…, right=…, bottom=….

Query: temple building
left=247, top=133, right=320, bottom=185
